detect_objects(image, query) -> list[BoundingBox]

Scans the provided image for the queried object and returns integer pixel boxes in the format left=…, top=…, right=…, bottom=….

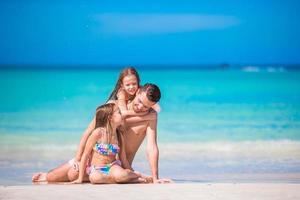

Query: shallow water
left=1, top=68, right=300, bottom=185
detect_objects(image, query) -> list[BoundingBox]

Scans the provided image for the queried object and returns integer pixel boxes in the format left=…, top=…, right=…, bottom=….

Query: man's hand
left=72, top=160, right=80, bottom=172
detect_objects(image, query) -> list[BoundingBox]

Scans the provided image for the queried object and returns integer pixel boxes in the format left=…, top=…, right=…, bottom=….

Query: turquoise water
left=0, top=69, right=300, bottom=184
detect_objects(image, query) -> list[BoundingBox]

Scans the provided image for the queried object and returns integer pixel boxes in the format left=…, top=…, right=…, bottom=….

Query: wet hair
left=94, top=103, right=116, bottom=143
left=107, top=67, right=140, bottom=102
left=140, top=83, right=161, bottom=103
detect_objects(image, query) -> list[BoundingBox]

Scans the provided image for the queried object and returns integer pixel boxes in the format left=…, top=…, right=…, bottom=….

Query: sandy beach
left=1, top=183, right=300, bottom=200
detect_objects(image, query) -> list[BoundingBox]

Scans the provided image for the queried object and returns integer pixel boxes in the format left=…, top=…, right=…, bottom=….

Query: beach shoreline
left=2, top=172, right=300, bottom=186
left=1, top=183, right=300, bottom=200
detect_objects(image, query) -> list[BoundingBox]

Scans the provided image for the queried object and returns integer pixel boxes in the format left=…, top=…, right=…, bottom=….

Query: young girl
left=72, top=103, right=145, bottom=184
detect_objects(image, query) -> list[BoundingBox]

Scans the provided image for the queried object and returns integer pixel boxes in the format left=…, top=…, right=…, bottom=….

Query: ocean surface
left=0, top=67, right=300, bottom=185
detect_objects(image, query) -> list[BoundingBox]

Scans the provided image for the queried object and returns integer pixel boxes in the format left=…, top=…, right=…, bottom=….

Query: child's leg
left=46, top=162, right=71, bottom=182
left=32, top=161, right=72, bottom=182
left=89, top=171, right=114, bottom=184
left=67, top=167, right=90, bottom=182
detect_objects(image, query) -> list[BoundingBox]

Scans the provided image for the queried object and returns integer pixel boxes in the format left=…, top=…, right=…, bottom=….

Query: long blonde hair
left=106, top=67, right=140, bottom=102
left=95, top=103, right=116, bottom=144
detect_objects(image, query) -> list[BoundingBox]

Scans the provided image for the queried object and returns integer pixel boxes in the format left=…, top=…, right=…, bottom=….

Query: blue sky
left=0, top=0, right=299, bottom=66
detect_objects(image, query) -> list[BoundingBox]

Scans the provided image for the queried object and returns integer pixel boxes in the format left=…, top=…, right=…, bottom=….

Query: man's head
left=132, top=83, right=161, bottom=113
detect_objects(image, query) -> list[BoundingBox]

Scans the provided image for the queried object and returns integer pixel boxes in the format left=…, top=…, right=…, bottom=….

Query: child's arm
left=120, top=108, right=149, bottom=118
left=116, top=90, right=128, bottom=115
left=74, top=116, right=96, bottom=163
left=117, top=90, right=148, bottom=118
left=72, top=129, right=100, bottom=183
left=125, top=109, right=157, bottom=124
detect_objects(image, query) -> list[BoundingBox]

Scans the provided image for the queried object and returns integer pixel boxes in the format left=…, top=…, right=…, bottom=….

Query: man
left=122, top=83, right=161, bottom=183
left=32, top=83, right=169, bottom=183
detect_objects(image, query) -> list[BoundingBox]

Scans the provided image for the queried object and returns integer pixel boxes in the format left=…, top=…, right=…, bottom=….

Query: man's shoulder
left=146, top=108, right=158, bottom=123
left=137, top=108, right=157, bottom=119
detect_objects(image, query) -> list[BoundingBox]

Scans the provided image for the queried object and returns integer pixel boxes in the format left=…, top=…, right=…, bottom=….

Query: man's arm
left=74, top=116, right=95, bottom=162
left=146, top=112, right=159, bottom=182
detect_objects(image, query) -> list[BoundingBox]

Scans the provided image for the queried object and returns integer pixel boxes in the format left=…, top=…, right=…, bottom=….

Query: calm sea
left=0, top=67, right=300, bottom=185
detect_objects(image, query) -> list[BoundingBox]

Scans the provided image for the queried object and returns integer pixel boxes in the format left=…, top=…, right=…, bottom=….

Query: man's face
left=132, top=91, right=156, bottom=113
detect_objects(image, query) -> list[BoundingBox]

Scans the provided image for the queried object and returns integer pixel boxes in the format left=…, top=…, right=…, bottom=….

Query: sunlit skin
left=122, top=75, right=138, bottom=96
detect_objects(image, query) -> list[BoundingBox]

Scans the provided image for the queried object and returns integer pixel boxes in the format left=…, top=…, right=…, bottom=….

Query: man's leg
left=32, top=161, right=72, bottom=182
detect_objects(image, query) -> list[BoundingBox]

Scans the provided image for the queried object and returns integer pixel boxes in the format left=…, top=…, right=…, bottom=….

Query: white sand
left=1, top=183, right=300, bottom=200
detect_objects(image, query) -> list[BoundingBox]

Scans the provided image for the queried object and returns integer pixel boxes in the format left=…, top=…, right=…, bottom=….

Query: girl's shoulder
left=92, top=127, right=106, bottom=137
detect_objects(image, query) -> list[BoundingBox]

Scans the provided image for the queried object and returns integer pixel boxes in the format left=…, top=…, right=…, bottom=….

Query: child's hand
left=151, top=103, right=161, bottom=113
left=135, top=111, right=149, bottom=116
left=71, top=178, right=82, bottom=184
left=121, top=110, right=148, bottom=118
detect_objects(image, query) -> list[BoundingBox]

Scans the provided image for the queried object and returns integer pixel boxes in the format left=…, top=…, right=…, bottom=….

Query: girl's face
left=111, top=107, right=123, bottom=126
left=122, top=75, right=138, bottom=96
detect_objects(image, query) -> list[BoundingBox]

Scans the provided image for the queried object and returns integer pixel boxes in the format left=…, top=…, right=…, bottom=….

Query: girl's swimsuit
left=86, top=142, right=121, bottom=175
left=94, top=143, right=120, bottom=156
left=87, top=160, right=121, bottom=175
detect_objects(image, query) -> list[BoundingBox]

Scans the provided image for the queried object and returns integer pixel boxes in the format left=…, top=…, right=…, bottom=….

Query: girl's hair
left=106, top=67, right=140, bottom=102
left=95, top=103, right=116, bottom=143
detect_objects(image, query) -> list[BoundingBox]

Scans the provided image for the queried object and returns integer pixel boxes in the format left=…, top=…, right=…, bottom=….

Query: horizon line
left=1, top=63, right=300, bottom=70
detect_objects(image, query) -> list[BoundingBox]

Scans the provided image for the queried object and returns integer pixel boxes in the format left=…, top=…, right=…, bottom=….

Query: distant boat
left=242, top=66, right=260, bottom=72
left=219, top=63, right=230, bottom=70
left=266, top=66, right=286, bottom=72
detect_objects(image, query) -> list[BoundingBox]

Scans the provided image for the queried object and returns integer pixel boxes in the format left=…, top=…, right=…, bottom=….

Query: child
left=72, top=103, right=146, bottom=184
